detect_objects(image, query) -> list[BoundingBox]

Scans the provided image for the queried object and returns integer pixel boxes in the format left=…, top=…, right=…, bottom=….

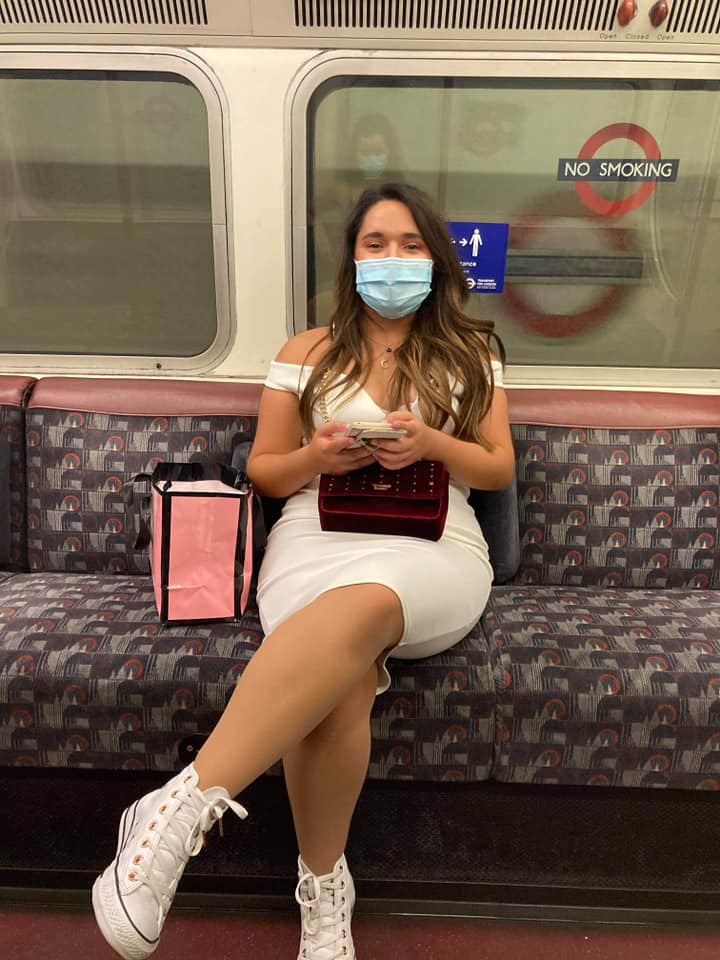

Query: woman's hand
left=307, top=421, right=377, bottom=475
left=370, top=393, right=516, bottom=490
left=369, top=411, right=436, bottom=470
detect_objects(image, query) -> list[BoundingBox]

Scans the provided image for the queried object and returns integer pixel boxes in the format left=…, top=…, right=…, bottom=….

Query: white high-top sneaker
left=295, top=854, right=356, bottom=960
left=92, top=764, right=247, bottom=960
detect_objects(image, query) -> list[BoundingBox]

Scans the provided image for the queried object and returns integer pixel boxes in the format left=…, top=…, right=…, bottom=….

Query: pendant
left=380, top=357, right=391, bottom=369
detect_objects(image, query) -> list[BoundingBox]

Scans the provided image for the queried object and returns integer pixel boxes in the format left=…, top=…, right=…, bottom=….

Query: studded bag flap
left=318, top=459, right=449, bottom=541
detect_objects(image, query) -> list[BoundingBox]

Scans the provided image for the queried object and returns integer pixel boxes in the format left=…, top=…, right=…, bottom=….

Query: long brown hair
left=299, top=182, right=505, bottom=446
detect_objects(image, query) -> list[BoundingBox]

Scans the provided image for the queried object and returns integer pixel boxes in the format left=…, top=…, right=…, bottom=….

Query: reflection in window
left=308, top=76, right=720, bottom=369
left=0, top=71, right=216, bottom=357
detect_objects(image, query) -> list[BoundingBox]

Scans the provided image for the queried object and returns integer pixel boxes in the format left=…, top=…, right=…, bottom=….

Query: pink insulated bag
left=129, top=462, right=254, bottom=623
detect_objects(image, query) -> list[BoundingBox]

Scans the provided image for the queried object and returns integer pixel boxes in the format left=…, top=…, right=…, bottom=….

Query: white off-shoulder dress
left=256, top=360, right=502, bottom=694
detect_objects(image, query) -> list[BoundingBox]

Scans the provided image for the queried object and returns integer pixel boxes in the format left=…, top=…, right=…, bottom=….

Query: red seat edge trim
left=0, top=375, right=37, bottom=407
left=26, top=377, right=263, bottom=417
left=18, top=378, right=720, bottom=428
left=507, top=388, right=720, bottom=429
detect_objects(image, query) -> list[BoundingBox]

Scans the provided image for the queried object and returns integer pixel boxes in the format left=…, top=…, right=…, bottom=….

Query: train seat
left=0, top=376, right=498, bottom=779
left=483, top=389, right=720, bottom=789
left=0, top=376, right=718, bottom=791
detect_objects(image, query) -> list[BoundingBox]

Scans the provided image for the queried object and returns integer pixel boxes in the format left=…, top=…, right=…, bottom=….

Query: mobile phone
left=332, top=421, right=408, bottom=440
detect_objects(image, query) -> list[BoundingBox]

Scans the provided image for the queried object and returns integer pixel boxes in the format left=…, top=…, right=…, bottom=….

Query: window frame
left=0, top=46, right=234, bottom=375
left=288, top=49, right=720, bottom=392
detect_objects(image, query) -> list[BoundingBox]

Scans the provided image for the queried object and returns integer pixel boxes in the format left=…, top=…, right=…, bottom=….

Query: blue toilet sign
left=445, top=221, right=509, bottom=293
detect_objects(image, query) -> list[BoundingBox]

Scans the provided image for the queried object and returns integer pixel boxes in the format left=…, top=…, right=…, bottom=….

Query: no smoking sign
left=558, top=123, right=679, bottom=217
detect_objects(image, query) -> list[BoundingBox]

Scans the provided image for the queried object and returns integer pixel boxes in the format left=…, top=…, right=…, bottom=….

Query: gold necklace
left=377, top=345, right=395, bottom=370
left=364, top=332, right=401, bottom=370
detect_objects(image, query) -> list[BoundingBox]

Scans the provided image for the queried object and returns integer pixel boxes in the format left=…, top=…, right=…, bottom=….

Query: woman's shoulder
left=275, top=328, right=330, bottom=366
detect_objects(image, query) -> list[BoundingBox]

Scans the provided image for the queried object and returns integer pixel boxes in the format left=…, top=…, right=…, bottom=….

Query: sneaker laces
left=295, top=866, right=349, bottom=959
left=132, top=782, right=247, bottom=916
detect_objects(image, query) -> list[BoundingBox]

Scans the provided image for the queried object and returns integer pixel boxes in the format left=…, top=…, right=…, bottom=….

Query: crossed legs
left=93, top=583, right=399, bottom=960
left=283, top=662, right=378, bottom=875
left=193, top=582, right=401, bottom=806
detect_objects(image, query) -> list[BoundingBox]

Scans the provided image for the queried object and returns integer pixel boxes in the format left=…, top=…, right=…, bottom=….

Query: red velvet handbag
left=318, top=460, right=449, bottom=541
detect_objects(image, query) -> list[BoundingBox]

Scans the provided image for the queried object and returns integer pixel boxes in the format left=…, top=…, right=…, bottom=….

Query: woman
left=92, top=182, right=514, bottom=960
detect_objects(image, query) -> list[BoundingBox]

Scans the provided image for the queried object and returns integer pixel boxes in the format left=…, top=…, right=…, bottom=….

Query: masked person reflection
left=310, top=114, right=408, bottom=327
left=346, top=113, right=404, bottom=189
left=313, top=114, right=405, bottom=244
left=92, top=183, right=514, bottom=960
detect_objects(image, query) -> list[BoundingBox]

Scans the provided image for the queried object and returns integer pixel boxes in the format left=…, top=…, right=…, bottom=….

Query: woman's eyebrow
left=359, top=231, right=423, bottom=240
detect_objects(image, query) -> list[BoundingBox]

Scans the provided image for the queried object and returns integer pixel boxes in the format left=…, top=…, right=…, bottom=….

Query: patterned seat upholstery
left=374, top=620, right=495, bottom=782
left=0, top=571, right=495, bottom=779
left=0, top=377, right=497, bottom=780
left=485, top=585, right=720, bottom=789
left=23, top=378, right=257, bottom=575
left=1, top=379, right=718, bottom=786
left=511, top=420, right=717, bottom=590
left=484, top=390, right=720, bottom=789
left=0, top=573, right=262, bottom=769
left=0, top=376, right=35, bottom=571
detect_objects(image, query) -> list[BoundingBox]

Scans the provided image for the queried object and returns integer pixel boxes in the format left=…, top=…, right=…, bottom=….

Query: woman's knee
left=336, top=583, right=403, bottom=641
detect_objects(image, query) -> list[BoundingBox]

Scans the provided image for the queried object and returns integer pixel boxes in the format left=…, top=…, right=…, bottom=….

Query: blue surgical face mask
left=354, top=257, right=433, bottom=319
left=356, top=152, right=388, bottom=178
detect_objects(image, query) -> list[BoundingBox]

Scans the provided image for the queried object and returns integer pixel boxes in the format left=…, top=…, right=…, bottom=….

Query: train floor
left=2, top=901, right=720, bottom=960
left=4, top=770, right=720, bottom=957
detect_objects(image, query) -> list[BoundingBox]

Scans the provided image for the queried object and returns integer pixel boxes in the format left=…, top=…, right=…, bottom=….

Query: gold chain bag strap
left=316, top=374, right=449, bottom=540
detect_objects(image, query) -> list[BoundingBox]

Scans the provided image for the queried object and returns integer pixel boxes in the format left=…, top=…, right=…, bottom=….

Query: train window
left=299, top=62, right=720, bottom=387
left=0, top=53, right=231, bottom=373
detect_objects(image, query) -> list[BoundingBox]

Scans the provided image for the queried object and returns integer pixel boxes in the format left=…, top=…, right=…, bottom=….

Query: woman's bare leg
left=193, top=583, right=401, bottom=797
left=283, top=664, right=378, bottom=875
left=93, top=585, right=398, bottom=960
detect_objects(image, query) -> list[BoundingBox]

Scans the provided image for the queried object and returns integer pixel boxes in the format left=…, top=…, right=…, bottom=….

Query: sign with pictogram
left=446, top=221, right=509, bottom=293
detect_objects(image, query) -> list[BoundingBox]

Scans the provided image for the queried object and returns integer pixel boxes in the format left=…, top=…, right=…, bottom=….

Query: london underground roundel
left=575, top=123, right=662, bottom=217
left=503, top=190, right=634, bottom=338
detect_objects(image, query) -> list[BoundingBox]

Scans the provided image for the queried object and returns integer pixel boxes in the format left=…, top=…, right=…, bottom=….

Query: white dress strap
left=490, top=359, right=504, bottom=388
left=264, top=360, right=311, bottom=395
